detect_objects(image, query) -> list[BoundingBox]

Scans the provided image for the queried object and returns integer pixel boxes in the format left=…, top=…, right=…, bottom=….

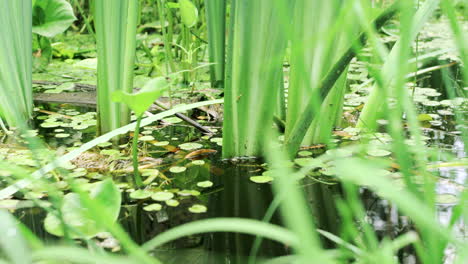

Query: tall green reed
left=285, top=0, right=353, bottom=146
left=222, top=0, right=289, bottom=158
left=95, top=0, right=139, bottom=135
left=0, top=0, right=32, bottom=129
left=205, top=0, right=226, bottom=88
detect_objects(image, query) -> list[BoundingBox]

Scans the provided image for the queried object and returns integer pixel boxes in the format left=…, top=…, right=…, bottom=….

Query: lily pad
left=197, top=181, right=213, bottom=188
left=177, top=189, right=200, bottom=196
left=165, top=199, right=180, bottom=207
left=179, top=142, right=203, bottom=151
left=294, top=158, right=325, bottom=169
left=129, top=189, right=152, bottom=200
left=151, top=191, right=174, bottom=201
left=139, top=135, right=155, bottom=141
left=367, top=149, right=391, bottom=157
left=169, top=166, right=187, bottom=173
left=192, top=160, right=205, bottom=165
left=249, top=176, right=273, bottom=183
left=143, top=203, right=162, bottom=212
left=153, top=141, right=169, bottom=146
left=188, top=204, right=207, bottom=214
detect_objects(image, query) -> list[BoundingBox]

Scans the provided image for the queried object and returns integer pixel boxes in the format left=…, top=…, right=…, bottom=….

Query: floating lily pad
left=143, top=203, right=162, bottom=212
left=197, top=181, right=213, bottom=188
left=139, top=135, right=155, bottom=141
left=421, top=101, right=440, bottom=107
left=191, top=160, right=205, bottom=165
left=129, top=189, right=152, bottom=200
left=41, top=122, right=61, bottom=128
left=294, top=158, right=325, bottom=169
left=55, top=133, right=70, bottom=138
left=179, top=142, right=203, bottom=150
left=153, top=141, right=169, bottom=146
left=367, top=149, right=391, bottom=157
left=177, top=189, right=200, bottom=196
left=165, top=199, right=180, bottom=207
left=169, top=166, right=186, bottom=173
left=249, top=176, right=273, bottom=183
left=188, top=204, right=207, bottom=214
left=151, top=191, right=174, bottom=201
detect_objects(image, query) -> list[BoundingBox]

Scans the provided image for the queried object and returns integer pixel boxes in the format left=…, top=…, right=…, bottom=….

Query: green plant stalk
left=205, top=0, right=226, bottom=88
left=157, top=0, right=176, bottom=75
left=95, top=0, right=139, bottom=135
left=285, top=0, right=346, bottom=144
left=222, top=0, right=289, bottom=158
left=182, top=26, right=192, bottom=84
left=284, top=2, right=400, bottom=158
left=0, top=0, right=32, bottom=128
left=132, top=115, right=144, bottom=188
left=307, top=66, right=349, bottom=145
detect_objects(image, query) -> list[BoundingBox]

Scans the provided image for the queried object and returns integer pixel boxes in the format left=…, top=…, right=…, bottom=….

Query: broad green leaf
left=44, top=179, right=121, bottom=238
left=0, top=210, right=32, bottom=264
left=179, top=0, right=198, bottom=28
left=113, top=77, right=170, bottom=116
left=32, top=0, right=76, bottom=38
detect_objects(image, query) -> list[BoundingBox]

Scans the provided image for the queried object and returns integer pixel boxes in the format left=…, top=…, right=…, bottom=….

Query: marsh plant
left=0, top=0, right=467, bottom=264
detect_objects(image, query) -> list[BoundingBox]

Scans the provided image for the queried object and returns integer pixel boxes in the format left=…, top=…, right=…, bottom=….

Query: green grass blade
left=142, top=218, right=298, bottom=251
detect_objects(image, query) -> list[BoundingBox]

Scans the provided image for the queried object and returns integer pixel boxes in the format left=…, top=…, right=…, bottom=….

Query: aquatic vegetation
left=95, top=0, right=139, bottom=135
left=0, top=0, right=33, bottom=129
left=0, top=0, right=467, bottom=264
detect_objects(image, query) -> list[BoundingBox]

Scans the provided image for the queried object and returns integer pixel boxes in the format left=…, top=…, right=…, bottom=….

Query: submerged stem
left=132, top=115, right=143, bottom=188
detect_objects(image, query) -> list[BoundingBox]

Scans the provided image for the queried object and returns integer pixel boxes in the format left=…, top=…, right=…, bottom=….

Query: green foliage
left=113, top=77, right=170, bottom=117
left=222, top=0, right=289, bottom=158
left=178, top=0, right=198, bottom=28
left=205, top=0, right=226, bottom=87
left=32, top=0, right=76, bottom=69
left=44, top=179, right=121, bottom=238
left=113, top=77, right=170, bottom=187
left=95, top=0, right=139, bottom=134
left=32, top=0, right=76, bottom=38
left=0, top=0, right=32, bottom=128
